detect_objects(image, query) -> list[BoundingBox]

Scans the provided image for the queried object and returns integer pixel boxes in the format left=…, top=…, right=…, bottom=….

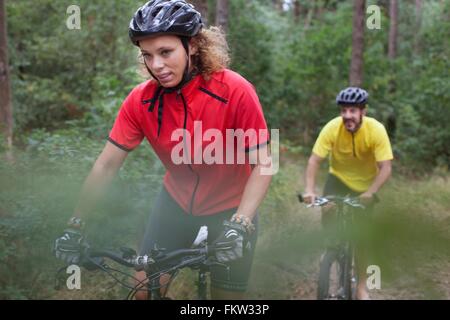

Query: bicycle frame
left=299, top=194, right=364, bottom=300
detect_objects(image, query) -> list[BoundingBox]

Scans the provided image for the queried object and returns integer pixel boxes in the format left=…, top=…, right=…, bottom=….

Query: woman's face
left=139, top=35, right=196, bottom=88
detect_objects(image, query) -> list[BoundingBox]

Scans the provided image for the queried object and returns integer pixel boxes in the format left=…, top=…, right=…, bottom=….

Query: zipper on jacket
left=179, top=91, right=200, bottom=215
left=351, top=132, right=356, bottom=158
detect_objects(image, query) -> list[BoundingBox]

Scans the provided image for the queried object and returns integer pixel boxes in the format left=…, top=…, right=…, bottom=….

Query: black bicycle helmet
left=336, top=87, right=369, bottom=106
left=129, top=0, right=203, bottom=46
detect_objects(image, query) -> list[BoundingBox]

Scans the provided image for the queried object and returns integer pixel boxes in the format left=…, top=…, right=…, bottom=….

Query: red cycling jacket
left=108, top=69, right=269, bottom=216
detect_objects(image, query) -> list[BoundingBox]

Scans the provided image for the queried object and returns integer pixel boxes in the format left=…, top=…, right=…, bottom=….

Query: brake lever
left=308, top=197, right=330, bottom=207
left=344, top=198, right=366, bottom=209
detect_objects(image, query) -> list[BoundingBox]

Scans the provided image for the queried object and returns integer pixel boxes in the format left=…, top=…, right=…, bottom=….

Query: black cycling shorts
left=323, top=173, right=360, bottom=197
left=323, top=173, right=378, bottom=208
left=139, top=186, right=258, bottom=292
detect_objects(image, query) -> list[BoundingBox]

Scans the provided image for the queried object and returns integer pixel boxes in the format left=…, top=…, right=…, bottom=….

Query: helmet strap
left=178, top=36, right=193, bottom=90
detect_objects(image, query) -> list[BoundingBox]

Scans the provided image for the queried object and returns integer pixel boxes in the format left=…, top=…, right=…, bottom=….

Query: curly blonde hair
left=190, top=26, right=230, bottom=80
left=137, top=26, right=230, bottom=81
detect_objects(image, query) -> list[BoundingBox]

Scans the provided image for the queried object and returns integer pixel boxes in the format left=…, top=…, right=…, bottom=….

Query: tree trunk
left=414, top=0, right=422, bottom=54
left=215, top=0, right=229, bottom=33
left=303, top=5, right=316, bottom=31
left=349, top=0, right=365, bottom=87
left=293, top=0, right=303, bottom=24
left=317, top=0, right=326, bottom=20
left=387, top=0, right=398, bottom=92
left=388, top=0, right=398, bottom=60
left=387, top=0, right=399, bottom=139
left=190, top=0, right=209, bottom=26
left=0, top=0, right=13, bottom=150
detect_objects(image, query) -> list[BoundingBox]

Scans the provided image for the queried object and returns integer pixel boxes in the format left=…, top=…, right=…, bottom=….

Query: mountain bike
left=298, top=194, right=368, bottom=300
left=55, top=226, right=227, bottom=300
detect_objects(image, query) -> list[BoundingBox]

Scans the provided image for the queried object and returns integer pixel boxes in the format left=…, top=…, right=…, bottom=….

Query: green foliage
left=277, top=2, right=354, bottom=142
left=6, top=0, right=449, bottom=169
left=1, top=0, right=449, bottom=299
left=7, top=0, right=141, bottom=130
left=228, top=0, right=282, bottom=126
left=390, top=1, right=450, bottom=169
left=0, top=127, right=163, bottom=299
left=229, top=0, right=449, bottom=170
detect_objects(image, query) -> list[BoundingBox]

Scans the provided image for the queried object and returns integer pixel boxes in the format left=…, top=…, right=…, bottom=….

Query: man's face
left=340, top=105, right=366, bottom=133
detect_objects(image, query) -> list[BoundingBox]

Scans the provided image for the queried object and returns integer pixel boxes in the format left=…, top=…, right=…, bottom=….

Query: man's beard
left=344, top=116, right=363, bottom=133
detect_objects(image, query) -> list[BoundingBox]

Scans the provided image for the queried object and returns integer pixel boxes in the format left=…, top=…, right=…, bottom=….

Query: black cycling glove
left=213, top=220, right=250, bottom=263
left=54, top=228, right=84, bottom=265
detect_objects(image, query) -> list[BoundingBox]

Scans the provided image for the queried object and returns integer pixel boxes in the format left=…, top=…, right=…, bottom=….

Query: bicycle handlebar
left=54, top=226, right=226, bottom=298
left=82, top=245, right=218, bottom=272
left=78, top=225, right=220, bottom=272
left=297, top=194, right=366, bottom=209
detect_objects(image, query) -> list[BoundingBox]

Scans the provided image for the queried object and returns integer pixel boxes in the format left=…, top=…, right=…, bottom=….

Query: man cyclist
left=302, top=87, right=393, bottom=300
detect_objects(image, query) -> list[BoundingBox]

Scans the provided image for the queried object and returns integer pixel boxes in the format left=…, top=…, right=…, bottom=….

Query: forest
left=0, top=0, right=449, bottom=300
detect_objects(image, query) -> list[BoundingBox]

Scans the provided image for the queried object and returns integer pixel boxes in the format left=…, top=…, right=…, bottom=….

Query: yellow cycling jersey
left=312, top=116, right=393, bottom=192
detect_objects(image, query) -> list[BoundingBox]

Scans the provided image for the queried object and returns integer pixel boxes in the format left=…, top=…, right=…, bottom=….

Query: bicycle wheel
left=339, top=244, right=353, bottom=300
left=317, top=249, right=339, bottom=300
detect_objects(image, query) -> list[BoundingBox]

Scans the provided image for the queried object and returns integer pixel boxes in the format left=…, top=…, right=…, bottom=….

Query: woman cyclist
left=54, top=0, right=272, bottom=300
